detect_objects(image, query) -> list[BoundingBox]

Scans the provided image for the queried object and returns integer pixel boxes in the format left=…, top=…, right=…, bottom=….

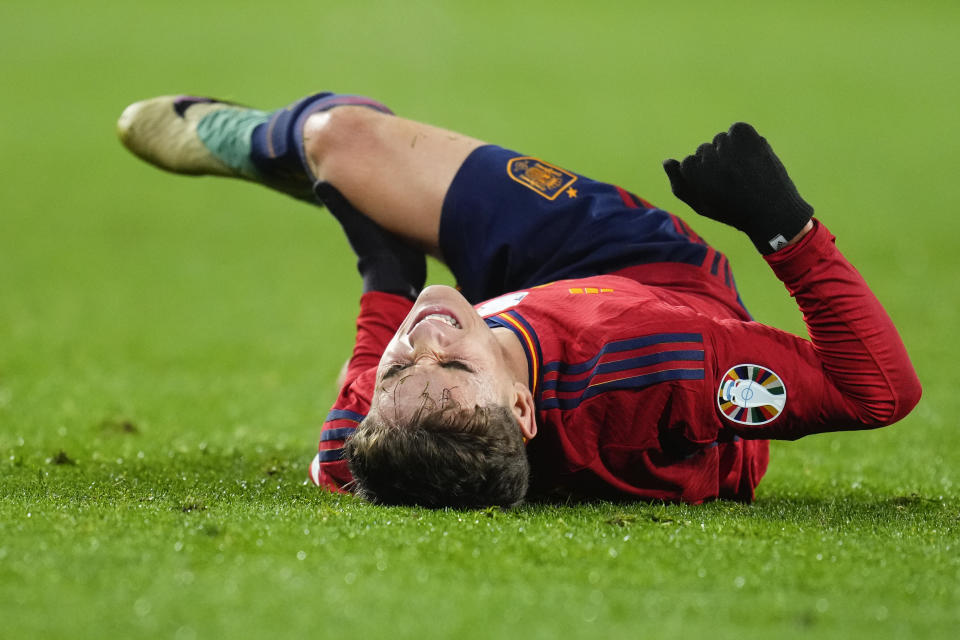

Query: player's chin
left=415, top=284, right=471, bottom=308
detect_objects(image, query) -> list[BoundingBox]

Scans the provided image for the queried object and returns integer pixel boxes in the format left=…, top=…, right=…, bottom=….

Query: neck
left=491, top=327, right=532, bottom=388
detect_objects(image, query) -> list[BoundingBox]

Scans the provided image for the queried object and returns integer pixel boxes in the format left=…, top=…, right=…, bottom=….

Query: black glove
left=313, top=182, right=426, bottom=299
left=662, top=122, right=813, bottom=254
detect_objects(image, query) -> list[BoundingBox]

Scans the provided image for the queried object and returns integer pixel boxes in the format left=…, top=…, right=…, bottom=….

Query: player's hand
left=663, top=122, right=814, bottom=254
left=314, top=183, right=426, bottom=299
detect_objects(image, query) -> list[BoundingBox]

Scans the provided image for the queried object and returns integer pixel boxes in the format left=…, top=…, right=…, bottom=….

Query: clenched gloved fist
left=663, top=122, right=814, bottom=254
left=314, top=182, right=426, bottom=300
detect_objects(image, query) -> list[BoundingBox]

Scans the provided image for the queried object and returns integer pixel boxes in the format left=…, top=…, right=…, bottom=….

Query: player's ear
left=510, top=381, right=537, bottom=441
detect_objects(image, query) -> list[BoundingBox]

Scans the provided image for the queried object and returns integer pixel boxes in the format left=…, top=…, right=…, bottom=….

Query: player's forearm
left=765, top=221, right=921, bottom=425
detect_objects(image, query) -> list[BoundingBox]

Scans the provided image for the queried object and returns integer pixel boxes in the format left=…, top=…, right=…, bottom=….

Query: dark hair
left=343, top=403, right=529, bottom=508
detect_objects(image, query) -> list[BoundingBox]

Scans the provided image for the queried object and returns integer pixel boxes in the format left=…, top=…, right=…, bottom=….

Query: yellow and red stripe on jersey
left=485, top=310, right=542, bottom=398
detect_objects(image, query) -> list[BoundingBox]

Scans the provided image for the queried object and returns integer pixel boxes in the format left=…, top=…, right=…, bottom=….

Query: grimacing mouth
left=408, top=305, right=463, bottom=333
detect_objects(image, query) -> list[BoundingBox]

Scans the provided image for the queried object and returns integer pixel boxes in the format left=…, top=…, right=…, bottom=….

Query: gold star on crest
left=566, top=187, right=578, bottom=198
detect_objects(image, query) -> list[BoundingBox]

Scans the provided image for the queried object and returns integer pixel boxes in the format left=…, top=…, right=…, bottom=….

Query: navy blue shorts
left=439, top=145, right=747, bottom=312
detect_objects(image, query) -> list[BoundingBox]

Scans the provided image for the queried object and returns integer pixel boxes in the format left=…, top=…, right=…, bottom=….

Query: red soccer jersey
left=309, top=222, right=921, bottom=502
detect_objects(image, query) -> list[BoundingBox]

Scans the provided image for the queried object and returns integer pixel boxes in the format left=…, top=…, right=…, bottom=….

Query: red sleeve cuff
left=763, top=219, right=834, bottom=280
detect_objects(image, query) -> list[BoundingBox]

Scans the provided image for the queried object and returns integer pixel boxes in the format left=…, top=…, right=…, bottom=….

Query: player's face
left=373, top=285, right=514, bottom=425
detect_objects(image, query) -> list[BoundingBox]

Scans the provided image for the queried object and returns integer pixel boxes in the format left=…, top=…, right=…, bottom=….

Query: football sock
left=193, top=104, right=270, bottom=180
left=189, top=92, right=393, bottom=202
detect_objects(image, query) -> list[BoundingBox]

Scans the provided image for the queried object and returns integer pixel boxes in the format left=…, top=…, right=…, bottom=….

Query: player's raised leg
left=118, top=92, right=483, bottom=253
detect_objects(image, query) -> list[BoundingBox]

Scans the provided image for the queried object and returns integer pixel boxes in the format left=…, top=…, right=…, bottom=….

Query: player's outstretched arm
left=762, top=223, right=921, bottom=431
left=664, top=124, right=920, bottom=434
left=663, top=122, right=813, bottom=254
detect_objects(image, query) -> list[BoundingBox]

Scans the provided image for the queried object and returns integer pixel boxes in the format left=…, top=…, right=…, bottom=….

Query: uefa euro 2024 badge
left=717, top=364, right=786, bottom=425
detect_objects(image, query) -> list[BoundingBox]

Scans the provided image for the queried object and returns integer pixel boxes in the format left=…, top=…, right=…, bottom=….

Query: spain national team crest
left=717, top=364, right=786, bottom=425
left=507, top=157, right=578, bottom=200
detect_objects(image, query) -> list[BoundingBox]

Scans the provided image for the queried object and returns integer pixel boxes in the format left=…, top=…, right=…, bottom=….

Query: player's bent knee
left=302, top=106, right=383, bottom=181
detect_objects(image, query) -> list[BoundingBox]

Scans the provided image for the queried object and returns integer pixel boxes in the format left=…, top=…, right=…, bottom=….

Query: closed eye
left=439, top=360, right=475, bottom=374
left=381, top=363, right=411, bottom=381
left=380, top=359, right=475, bottom=382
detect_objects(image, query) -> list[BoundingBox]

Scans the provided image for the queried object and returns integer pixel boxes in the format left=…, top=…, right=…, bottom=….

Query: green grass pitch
left=1, top=1, right=958, bottom=637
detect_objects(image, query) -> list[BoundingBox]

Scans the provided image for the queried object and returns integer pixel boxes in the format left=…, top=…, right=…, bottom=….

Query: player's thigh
left=304, top=108, right=485, bottom=254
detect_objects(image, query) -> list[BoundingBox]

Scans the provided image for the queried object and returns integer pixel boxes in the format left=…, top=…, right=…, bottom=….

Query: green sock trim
left=195, top=108, right=269, bottom=179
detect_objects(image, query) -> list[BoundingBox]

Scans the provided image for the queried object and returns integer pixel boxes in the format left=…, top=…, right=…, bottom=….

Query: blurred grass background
left=1, top=1, right=958, bottom=638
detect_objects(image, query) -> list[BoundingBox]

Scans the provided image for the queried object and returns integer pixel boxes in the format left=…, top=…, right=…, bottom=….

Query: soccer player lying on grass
left=118, top=92, right=921, bottom=508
